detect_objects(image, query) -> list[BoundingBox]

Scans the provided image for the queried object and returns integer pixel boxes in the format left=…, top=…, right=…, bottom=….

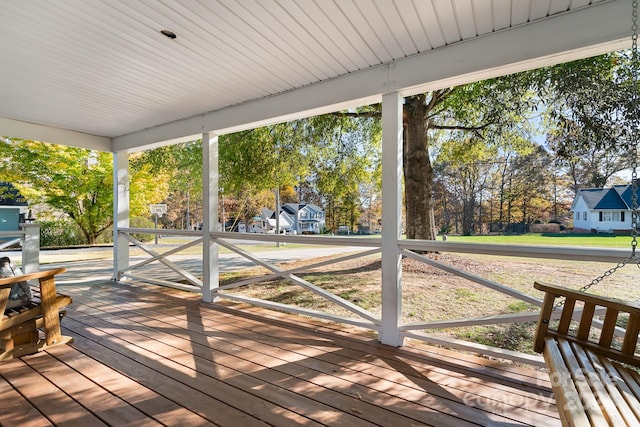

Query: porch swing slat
left=534, top=281, right=640, bottom=426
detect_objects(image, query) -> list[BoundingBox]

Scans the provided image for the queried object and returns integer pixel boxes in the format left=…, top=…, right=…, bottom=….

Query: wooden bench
left=0, top=267, right=72, bottom=361
left=534, top=281, right=640, bottom=426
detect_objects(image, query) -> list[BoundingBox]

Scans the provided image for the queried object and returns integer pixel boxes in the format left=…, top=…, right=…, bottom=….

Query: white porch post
left=113, top=149, right=130, bottom=281
left=21, top=223, right=39, bottom=273
left=379, top=91, right=404, bottom=346
left=202, top=132, right=219, bottom=302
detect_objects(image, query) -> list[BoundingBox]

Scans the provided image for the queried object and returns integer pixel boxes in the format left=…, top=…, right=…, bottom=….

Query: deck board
left=0, top=279, right=561, bottom=426
left=0, top=368, right=52, bottom=427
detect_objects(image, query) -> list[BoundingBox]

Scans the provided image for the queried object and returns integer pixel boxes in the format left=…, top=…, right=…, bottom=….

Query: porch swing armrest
left=534, top=282, right=640, bottom=315
left=534, top=281, right=640, bottom=367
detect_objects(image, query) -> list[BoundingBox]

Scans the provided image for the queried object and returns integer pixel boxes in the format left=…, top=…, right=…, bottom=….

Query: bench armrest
left=534, top=282, right=640, bottom=314
left=534, top=281, right=640, bottom=367
left=0, top=267, right=67, bottom=288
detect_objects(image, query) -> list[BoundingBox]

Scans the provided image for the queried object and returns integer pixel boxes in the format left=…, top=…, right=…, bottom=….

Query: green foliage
left=0, top=139, right=114, bottom=244
left=39, top=219, right=85, bottom=247
left=0, top=139, right=169, bottom=244
left=405, top=74, right=537, bottom=239
left=132, top=141, right=199, bottom=229
left=217, top=111, right=381, bottom=230
left=534, top=52, right=637, bottom=188
left=300, top=111, right=381, bottom=229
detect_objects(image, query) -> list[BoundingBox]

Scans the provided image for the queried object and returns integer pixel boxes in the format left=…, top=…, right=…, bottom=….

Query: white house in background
left=257, top=208, right=295, bottom=234
left=281, top=203, right=326, bottom=234
left=571, top=184, right=640, bottom=233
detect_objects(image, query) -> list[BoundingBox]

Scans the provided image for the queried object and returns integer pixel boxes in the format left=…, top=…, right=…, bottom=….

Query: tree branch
left=431, top=122, right=491, bottom=132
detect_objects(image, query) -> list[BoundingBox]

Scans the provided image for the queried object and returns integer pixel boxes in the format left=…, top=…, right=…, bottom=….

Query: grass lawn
left=445, top=232, right=633, bottom=248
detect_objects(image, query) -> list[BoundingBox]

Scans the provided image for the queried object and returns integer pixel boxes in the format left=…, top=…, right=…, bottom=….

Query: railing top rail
left=119, top=227, right=631, bottom=263
left=118, top=227, right=381, bottom=247
left=399, top=239, right=630, bottom=263
left=0, top=230, right=26, bottom=237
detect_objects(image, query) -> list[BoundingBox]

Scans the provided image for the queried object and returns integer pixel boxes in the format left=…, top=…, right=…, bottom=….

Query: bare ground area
left=221, top=251, right=640, bottom=355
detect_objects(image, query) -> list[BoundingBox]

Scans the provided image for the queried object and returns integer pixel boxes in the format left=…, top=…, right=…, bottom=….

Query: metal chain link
left=631, top=0, right=639, bottom=258
left=554, top=1, right=640, bottom=309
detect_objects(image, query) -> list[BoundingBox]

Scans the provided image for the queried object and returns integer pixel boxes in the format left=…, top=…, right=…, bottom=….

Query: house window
left=583, top=212, right=587, bottom=221
left=601, top=212, right=619, bottom=222
left=622, top=211, right=626, bottom=222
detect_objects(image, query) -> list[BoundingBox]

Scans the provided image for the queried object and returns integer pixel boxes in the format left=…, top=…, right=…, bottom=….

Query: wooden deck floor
left=0, top=278, right=560, bottom=426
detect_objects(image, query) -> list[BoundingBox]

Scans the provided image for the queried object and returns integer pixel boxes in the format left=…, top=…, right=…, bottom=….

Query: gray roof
left=576, top=185, right=639, bottom=210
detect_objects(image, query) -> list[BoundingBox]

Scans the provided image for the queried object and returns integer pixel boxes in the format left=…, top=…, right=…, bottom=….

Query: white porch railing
left=116, top=227, right=633, bottom=366
left=0, top=223, right=40, bottom=273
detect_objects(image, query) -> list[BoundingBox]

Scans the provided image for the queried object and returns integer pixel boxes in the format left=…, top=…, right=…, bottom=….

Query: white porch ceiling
left=0, top=0, right=633, bottom=152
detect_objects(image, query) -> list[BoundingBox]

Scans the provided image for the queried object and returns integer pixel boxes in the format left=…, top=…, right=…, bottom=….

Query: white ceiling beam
left=0, top=117, right=111, bottom=151
left=112, top=0, right=631, bottom=152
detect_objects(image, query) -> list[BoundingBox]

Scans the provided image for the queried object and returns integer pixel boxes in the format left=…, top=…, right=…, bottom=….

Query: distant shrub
left=39, top=219, right=85, bottom=247
left=530, top=223, right=560, bottom=233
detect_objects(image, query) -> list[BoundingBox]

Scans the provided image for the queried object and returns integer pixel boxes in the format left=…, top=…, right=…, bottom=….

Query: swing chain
left=632, top=0, right=639, bottom=258
left=554, top=1, right=640, bottom=309
left=577, top=256, right=633, bottom=295
left=579, top=0, right=640, bottom=294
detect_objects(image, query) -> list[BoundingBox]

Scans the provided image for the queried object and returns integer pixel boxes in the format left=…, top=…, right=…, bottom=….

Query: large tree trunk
left=403, top=95, right=437, bottom=240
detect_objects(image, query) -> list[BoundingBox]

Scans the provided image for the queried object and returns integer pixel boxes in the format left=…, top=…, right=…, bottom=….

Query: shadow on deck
left=0, top=274, right=560, bottom=426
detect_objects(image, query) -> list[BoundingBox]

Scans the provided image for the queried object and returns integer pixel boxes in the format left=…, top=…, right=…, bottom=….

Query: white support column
left=202, top=132, right=219, bottom=302
left=379, top=91, right=404, bottom=347
left=113, top=149, right=130, bottom=281
left=21, top=223, right=39, bottom=273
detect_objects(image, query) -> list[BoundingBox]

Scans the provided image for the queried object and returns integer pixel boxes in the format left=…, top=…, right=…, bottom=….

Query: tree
left=218, top=112, right=381, bottom=232
left=436, top=137, right=496, bottom=235
left=0, top=139, right=166, bottom=244
left=502, top=145, right=553, bottom=225
left=403, top=76, right=535, bottom=240
left=546, top=119, right=631, bottom=190
left=536, top=52, right=637, bottom=189
left=306, top=113, right=381, bottom=230
left=132, top=141, right=201, bottom=229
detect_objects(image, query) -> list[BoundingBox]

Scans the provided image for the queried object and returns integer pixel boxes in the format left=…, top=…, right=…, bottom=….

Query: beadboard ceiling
left=0, top=0, right=633, bottom=151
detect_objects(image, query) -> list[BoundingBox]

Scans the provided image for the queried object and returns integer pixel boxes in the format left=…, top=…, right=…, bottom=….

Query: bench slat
left=535, top=292, right=556, bottom=353
left=577, top=303, right=596, bottom=342
left=598, top=353, right=640, bottom=423
left=558, top=298, right=576, bottom=335
left=598, top=309, right=619, bottom=348
left=535, top=282, right=640, bottom=426
left=622, top=314, right=640, bottom=356
left=544, top=337, right=591, bottom=427
left=618, top=368, right=640, bottom=403
left=572, top=342, right=628, bottom=426
left=556, top=338, right=608, bottom=425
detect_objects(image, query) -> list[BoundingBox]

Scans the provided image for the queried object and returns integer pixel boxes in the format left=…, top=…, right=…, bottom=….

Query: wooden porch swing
left=533, top=3, right=640, bottom=425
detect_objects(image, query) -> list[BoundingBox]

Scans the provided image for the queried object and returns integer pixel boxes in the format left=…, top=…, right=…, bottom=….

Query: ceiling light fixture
left=160, top=29, right=177, bottom=39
